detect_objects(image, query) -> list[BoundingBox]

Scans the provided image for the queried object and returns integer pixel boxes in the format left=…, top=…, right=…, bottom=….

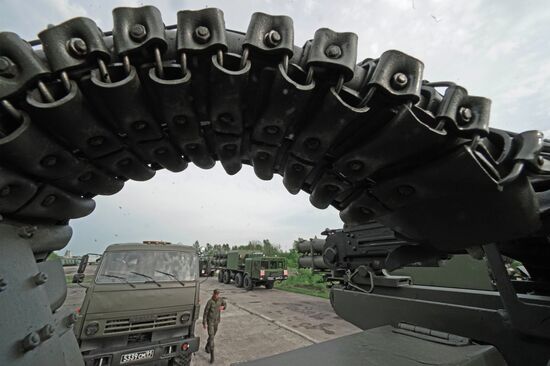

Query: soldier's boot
left=205, top=344, right=210, bottom=354
left=210, top=349, right=215, bottom=364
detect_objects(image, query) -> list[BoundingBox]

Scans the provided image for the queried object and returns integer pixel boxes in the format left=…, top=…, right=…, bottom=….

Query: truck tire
left=217, top=270, right=223, bottom=283
left=244, top=275, right=254, bottom=291
left=223, top=270, right=231, bottom=284
left=235, top=273, right=244, bottom=288
left=72, top=273, right=84, bottom=283
left=265, top=281, right=274, bottom=289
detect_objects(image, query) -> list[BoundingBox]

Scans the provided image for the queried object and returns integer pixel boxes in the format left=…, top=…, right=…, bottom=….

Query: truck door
left=245, top=259, right=252, bottom=276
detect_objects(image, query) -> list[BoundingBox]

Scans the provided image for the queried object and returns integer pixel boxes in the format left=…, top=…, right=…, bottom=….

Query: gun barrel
left=298, top=255, right=329, bottom=269
left=296, top=239, right=325, bottom=254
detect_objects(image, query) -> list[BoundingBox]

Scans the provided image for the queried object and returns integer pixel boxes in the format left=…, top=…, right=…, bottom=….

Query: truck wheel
left=223, top=270, right=231, bottom=284
left=244, top=275, right=254, bottom=291
left=217, top=270, right=223, bottom=283
left=235, top=273, right=244, bottom=288
left=265, top=281, right=274, bottom=289
left=72, top=273, right=83, bottom=283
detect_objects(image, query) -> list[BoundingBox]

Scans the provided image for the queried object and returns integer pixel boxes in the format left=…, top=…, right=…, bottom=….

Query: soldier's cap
left=213, top=289, right=220, bottom=295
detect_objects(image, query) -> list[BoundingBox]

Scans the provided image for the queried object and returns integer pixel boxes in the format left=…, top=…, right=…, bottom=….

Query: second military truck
left=199, top=255, right=214, bottom=277
left=214, top=251, right=287, bottom=290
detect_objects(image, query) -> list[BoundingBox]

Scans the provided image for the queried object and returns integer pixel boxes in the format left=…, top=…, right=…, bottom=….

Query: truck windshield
left=96, top=250, right=198, bottom=284
left=260, top=260, right=285, bottom=269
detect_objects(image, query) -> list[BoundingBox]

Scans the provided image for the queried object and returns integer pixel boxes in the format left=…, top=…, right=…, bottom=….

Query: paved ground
left=61, top=270, right=360, bottom=366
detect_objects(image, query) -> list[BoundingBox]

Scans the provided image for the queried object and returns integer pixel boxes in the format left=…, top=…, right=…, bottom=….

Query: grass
left=275, top=268, right=330, bottom=299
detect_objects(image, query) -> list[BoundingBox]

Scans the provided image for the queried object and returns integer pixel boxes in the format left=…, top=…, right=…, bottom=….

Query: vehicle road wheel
left=265, top=281, right=274, bottom=289
left=243, top=275, right=254, bottom=291
left=217, top=270, right=223, bottom=283
left=223, top=270, right=231, bottom=284
left=235, top=273, right=244, bottom=288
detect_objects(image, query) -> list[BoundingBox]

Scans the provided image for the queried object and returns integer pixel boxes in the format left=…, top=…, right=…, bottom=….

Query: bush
left=275, top=268, right=329, bottom=299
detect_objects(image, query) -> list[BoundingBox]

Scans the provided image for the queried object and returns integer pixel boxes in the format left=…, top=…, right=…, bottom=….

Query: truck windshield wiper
left=155, top=270, right=186, bottom=287
left=101, top=274, right=135, bottom=288
left=130, top=271, right=162, bottom=287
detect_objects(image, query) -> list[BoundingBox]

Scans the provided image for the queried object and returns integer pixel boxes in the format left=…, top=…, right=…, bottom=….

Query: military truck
left=74, top=242, right=200, bottom=366
left=215, top=251, right=288, bottom=290
left=199, top=255, right=214, bottom=277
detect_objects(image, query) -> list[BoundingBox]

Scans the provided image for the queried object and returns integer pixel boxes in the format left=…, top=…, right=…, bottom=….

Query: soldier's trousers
left=206, top=322, right=219, bottom=353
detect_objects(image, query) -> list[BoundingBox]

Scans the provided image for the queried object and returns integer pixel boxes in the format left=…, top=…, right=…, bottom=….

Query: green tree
left=192, top=240, right=201, bottom=255
left=262, top=239, right=281, bottom=256
left=247, top=240, right=263, bottom=251
left=284, top=248, right=300, bottom=268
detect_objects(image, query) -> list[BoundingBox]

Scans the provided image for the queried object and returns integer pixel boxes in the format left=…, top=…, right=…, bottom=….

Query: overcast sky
left=2, top=0, right=549, bottom=254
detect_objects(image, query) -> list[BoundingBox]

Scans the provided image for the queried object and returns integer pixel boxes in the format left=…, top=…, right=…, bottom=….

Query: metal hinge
left=393, top=323, right=471, bottom=346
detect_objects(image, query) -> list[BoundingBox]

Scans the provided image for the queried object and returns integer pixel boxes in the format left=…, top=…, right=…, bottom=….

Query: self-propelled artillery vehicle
left=0, top=5, right=549, bottom=366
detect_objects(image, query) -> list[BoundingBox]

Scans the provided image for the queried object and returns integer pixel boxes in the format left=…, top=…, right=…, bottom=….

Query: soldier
left=203, top=289, right=227, bottom=363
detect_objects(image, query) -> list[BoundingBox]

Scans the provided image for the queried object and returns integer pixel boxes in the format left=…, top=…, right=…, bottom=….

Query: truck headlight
left=84, top=322, right=99, bottom=336
left=180, top=312, right=191, bottom=323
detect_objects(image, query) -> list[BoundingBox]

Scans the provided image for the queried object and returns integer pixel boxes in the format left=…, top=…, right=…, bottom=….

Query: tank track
left=1, top=5, right=549, bottom=253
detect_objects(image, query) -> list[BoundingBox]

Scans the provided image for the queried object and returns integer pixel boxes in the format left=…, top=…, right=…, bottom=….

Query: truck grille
left=104, top=313, right=178, bottom=334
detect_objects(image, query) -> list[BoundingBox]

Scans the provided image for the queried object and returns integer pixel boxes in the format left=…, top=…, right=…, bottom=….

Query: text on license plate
left=120, top=349, right=155, bottom=364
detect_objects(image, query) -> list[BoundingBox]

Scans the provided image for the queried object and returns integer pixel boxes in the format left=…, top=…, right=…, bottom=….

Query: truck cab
left=74, top=242, right=200, bottom=366
left=199, top=256, right=213, bottom=277
left=245, top=257, right=288, bottom=289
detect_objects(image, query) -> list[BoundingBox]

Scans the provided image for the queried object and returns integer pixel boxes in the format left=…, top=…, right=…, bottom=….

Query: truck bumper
left=266, top=276, right=287, bottom=281
left=83, top=335, right=199, bottom=366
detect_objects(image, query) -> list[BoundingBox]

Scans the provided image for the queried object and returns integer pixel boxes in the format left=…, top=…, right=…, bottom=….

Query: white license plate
left=120, top=349, right=155, bottom=364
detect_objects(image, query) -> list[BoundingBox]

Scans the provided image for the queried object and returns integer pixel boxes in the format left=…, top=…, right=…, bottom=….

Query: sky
left=2, top=0, right=550, bottom=254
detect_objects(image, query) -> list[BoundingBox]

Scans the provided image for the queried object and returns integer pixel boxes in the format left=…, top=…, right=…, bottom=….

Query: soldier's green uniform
left=203, top=292, right=227, bottom=361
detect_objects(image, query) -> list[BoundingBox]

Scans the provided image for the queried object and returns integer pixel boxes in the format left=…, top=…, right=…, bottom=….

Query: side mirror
left=77, top=255, right=89, bottom=274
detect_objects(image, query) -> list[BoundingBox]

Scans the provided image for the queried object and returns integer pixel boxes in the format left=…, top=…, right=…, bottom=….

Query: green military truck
left=74, top=241, right=200, bottom=366
left=199, top=255, right=214, bottom=277
left=215, top=251, right=288, bottom=290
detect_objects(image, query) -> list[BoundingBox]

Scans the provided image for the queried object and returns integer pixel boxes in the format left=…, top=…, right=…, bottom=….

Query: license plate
left=120, top=349, right=155, bottom=364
